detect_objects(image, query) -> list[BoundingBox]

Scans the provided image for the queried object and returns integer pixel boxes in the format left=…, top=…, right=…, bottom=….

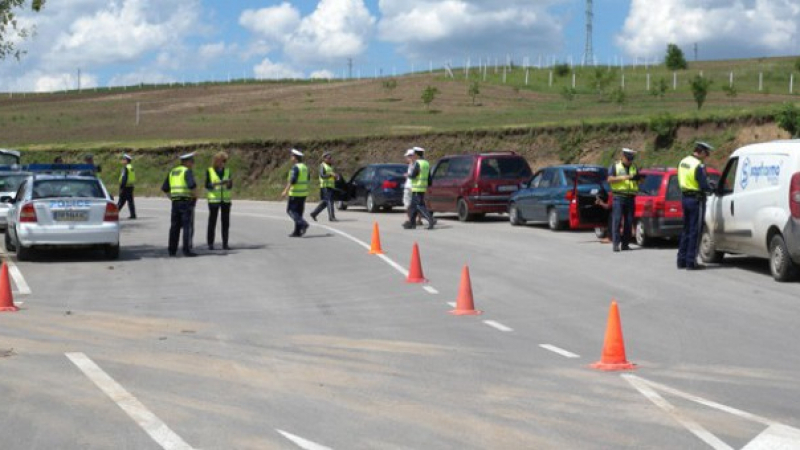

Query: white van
left=700, top=140, right=800, bottom=281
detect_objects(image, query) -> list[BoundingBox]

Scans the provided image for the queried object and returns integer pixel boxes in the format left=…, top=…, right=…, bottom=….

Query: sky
left=1, top=0, right=799, bottom=93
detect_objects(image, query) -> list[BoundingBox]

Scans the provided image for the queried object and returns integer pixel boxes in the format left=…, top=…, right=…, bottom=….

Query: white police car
left=0, top=170, right=29, bottom=230
left=3, top=171, right=120, bottom=260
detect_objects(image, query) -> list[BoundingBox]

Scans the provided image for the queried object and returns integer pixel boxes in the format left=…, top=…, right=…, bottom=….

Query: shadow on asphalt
left=17, top=243, right=271, bottom=263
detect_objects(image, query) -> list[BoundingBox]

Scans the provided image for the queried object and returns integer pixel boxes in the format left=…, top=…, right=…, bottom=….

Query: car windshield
left=376, top=166, right=407, bottom=178
left=479, top=157, right=532, bottom=179
left=0, top=153, right=20, bottom=165
left=638, top=173, right=664, bottom=196
left=0, top=174, right=27, bottom=193
left=32, top=179, right=104, bottom=199
left=564, top=168, right=606, bottom=185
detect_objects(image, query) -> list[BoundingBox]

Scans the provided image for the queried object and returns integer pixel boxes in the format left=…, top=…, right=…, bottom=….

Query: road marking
left=622, top=374, right=734, bottom=450
left=483, top=320, right=513, bottom=332
left=742, top=424, right=800, bottom=450
left=66, top=353, right=195, bottom=450
left=423, top=286, right=439, bottom=295
left=277, top=430, right=333, bottom=450
left=539, top=344, right=580, bottom=359
left=447, top=302, right=457, bottom=308
left=0, top=241, right=31, bottom=295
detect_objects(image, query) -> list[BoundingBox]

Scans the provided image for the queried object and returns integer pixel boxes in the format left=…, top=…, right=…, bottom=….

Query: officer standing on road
left=403, top=147, right=436, bottom=230
left=162, top=152, right=198, bottom=257
left=310, top=152, right=337, bottom=222
left=677, top=142, right=714, bottom=270
left=118, top=154, right=137, bottom=219
left=282, top=149, right=310, bottom=237
left=206, top=151, right=232, bottom=250
left=607, top=148, right=642, bottom=252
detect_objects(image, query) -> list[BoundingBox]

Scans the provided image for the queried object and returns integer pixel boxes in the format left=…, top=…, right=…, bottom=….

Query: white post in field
left=759, top=72, right=763, bottom=91
left=646, top=73, right=651, bottom=90
left=621, top=73, right=625, bottom=89
left=572, top=72, right=576, bottom=88
left=791, top=74, right=795, bottom=94
left=503, top=66, right=507, bottom=83
left=729, top=71, right=734, bottom=88
left=135, top=102, right=140, bottom=126
left=673, top=72, right=677, bottom=90
left=525, top=69, right=530, bottom=85
left=549, top=71, right=553, bottom=87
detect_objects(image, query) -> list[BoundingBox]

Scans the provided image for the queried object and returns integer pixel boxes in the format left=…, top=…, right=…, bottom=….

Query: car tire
left=4, top=230, right=15, bottom=252
left=769, top=234, right=798, bottom=282
left=548, top=208, right=563, bottom=231
left=366, top=193, right=378, bottom=213
left=457, top=198, right=474, bottom=222
left=635, top=221, right=650, bottom=247
left=509, top=203, right=525, bottom=226
left=699, top=227, right=724, bottom=264
left=336, top=201, right=348, bottom=211
left=104, top=244, right=120, bottom=260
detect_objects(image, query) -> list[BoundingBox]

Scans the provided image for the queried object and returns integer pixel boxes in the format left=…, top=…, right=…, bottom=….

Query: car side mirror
left=0, top=196, right=14, bottom=204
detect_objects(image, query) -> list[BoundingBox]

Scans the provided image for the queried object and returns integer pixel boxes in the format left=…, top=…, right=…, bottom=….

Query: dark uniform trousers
left=169, top=200, right=195, bottom=255
left=677, top=195, right=704, bottom=268
left=310, top=188, right=335, bottom=220
left=612, top=195, right=635, bottom=248
left=118, top=186, right=136, bottom=218
left=207, top=202, right=231, bottom=247
left=409, top=192, right=434, bottom=225
left=287, top=196, right=308, bottom=234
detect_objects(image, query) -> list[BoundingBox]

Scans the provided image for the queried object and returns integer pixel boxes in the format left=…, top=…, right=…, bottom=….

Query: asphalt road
left=1, top=198, right=799, bottom=450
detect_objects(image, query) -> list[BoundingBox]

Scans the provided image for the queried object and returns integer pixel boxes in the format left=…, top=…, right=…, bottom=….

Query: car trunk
left=32, top=198, right=109, bottom=226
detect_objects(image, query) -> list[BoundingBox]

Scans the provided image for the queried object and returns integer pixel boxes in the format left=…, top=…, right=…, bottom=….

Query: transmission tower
left=583, top=0, right=594, bottom=66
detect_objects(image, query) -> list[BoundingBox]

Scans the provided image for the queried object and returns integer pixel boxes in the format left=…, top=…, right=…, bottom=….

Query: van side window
left=540, top=170, right=556, bottom=188
left=432, top=160, right=450, bottom=181
left=666, top=175, right=681, bottom=201
left=447, top=157, right=472, bottom=179
left=719, top=157, right=739, bottom=195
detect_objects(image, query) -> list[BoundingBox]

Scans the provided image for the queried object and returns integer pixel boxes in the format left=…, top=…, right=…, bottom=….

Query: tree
left=382, top=78, right=397, bottom=97
left=650, top=77, right=668, bottom=99
left=560, top=86, right=576, bottom=102
left=722, top=84, right=738, bottom=102
left=665, top=43, right=688, bottom=70
left=468, top=80, right=480, bottom=105
left=1, top=0, right=45, bottom=60
left=554, top=63, right=571, bottom=77
left=421, top=85, right=440, bottom=109
left=592, top=67, right=615, bottom=100
left=690, top=74, right=712, bottom=110
left=610, top=87, right=626, bottom=110
left=775, top=103, right=800, bottom=137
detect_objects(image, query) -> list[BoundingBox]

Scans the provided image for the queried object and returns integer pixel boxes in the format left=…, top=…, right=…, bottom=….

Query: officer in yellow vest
left=117, top=154, right=137, bottom=219
left=403, top=147, right=436, bottom=230
left=607, top=148, right=642, bottom=252
left=310, top=152, right=337, bottom=222
left=281, top=149, right=310, bottom=237
left=206, top=151, right=232, bottom=250
left=162, top=152, right=198, bottom=257
left=677, top=142, right=714, bottom=270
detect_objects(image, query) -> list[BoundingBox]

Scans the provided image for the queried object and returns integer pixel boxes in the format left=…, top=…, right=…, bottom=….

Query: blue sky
left=1, top=0, right=798, bottom=92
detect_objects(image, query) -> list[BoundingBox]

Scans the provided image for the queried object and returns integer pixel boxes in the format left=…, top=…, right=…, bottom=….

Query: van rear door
left=707, top=157, right=741, bottom=252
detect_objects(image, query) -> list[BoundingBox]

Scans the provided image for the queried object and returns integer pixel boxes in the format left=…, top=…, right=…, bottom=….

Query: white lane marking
left=66, top=353, right=195, bottom=450
left=622, top=374, right=734, bottom=450
left=483, top=320, right=513, bottom=332
left=539, top=344, right=580, bottom=359
left=423, top=286, right=439, bottom=295
left=0, top=241, right=31, bottom=295
left=277, top=430, right=334, bottom=450
left=317, top=224, right=411, bottom=277
left=742, top=424, right=800, bottom=450
left=447, top=302, right=457, bottom=308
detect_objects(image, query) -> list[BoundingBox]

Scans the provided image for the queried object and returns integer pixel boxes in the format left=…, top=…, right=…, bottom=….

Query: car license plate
left=53, top=210, right=89, bottom=222
left=498, top=185, right=518, bottom=192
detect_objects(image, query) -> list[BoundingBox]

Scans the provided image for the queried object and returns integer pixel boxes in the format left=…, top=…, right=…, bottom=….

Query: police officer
left=162, top=152, right=198, bottom=257
left=118, top=154, right=137, bottom=219
left=310, top=152, right=337, bottom=222
left=607, top=148, right=642, bottom=252
left=282, top=149, right=310, bottom=237
left=206, top=151, right=232, bottom=250
left=677, top=142, right=714, bottom=270
left=403, top=147, right=436, bottom=230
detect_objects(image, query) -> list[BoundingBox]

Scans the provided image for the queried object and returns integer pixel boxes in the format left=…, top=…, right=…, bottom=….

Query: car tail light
left=654, top=199, right=665, bottom=217
left=565, top=190, right=575, bottom=202
left=470, top=183, right=480, bottom=196
left=790, top=172, right=800, bottom=219
left=642, top=200, right=654, bottom=218
left=382, top=180, right=398, bottom=189
left=104, top=202, right=119, bottom=222
left=20, top=203, right=37, bottom=223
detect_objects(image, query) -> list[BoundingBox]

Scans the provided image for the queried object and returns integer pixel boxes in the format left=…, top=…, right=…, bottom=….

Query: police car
left=3, top=165, right=120, bottom=260
left=0, top=170, right=30, bottom=230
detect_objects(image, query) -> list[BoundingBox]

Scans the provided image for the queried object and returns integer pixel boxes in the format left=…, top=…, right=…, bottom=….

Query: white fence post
left=759, top=72, right=763, bottom=91
left=549, top=71, right=553, bottom=87
left=791, top=74, right=795, bottom=94
left=525, top=69, right=529, bottom=85
left=572, top=73, right=576, bottom=88
left=503, top=66, right=507, bottom=83
left=647, top=73, right=651, bottom=91
left=135, top=102, right=140, bottom=126
left=621, top=74, right=625, bottom=90
left=729, top=71, right=734, bottom=87
left=673, top=72, right=677, bottom=90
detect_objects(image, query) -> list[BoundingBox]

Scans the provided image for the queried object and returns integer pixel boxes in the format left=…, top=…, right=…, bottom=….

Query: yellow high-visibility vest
left=319, top=162, right=335, bottom=189
left=169, top=166, right=191, bottom=199
left=411, top=160, right=430, bottom=193
left=119, top=164, right=135, bottom=187
left=678, top=155, right=701, bottom=192
left=289, top=163, right=310, bottom=197
left=207, top=167, right=231, bottom=203
left=610, top=162, right=638, bottom=195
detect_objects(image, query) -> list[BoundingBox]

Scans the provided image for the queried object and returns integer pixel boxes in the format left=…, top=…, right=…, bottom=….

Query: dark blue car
left=509, top=164, right=608, bottom=230
left=337, top=163, right=407, bottom=213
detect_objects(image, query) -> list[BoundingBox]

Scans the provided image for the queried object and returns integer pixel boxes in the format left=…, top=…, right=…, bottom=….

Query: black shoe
left=677, top=264, right=686, bottom=269
left=168, top=252, right=177, bottom=257
left=310, top=213, right=318, bottom=222
left=300, top=224, right=309, bottom=236
left=183, top=251, right=198, bottom=257
left=686, top=265, right=705, bottom=271
left=621, top=245, right=631, bottom=251
left=129, top=216, right=136, bottom=220
left=208, top=244, right=215, bottom=250
left=223, top=244, right=231, bottom=250
left=402, top=221, right=415, bottom=229
left=329, top=217, right=338, bottom=222
left=426, top=220, right=436, bottom=230
left=613, top=246, right=620, bottom=252
left=289, top=232, right=301, bottom=237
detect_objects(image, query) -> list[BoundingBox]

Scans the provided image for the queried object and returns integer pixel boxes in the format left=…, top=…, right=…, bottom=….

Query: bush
left=561, top=86, right=576, bottom=102
left=650, top=77, right=668, bottom=99
left=775, top=102, right=800, bottom=137
left=665, top=43, right=688, bottom=70
left=468, top=81, right=480, bottom=105
left=421, top=85, right=440, bottom=109
left=649, top=113, right=677, bottom=148
left=690, top=75, right=712, bottom=110
left=382, top=78, right=398, bottom=96
left=554, top=63, right=571, bottom=77
left=795, top=58, right=800, bottom=73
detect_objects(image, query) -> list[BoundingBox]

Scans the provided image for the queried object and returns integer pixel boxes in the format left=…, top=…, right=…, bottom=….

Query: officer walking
left=607, top=148, right=642, bottom=252
left=206, top=151, right=232, bottom=250
left=310, top=152, right=337, bottom=222
left=403, top=147, right=436, bottom=230
left=677, top=142, right=714, bottom=270
left=162, top=152, right=198, bottom=257
left=118, top=154, right=137, bottom=219
left=282, top=149, right=310, bottom=237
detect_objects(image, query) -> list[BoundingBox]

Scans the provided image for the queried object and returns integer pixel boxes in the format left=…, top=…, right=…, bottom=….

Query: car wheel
left=548, top=208, right=563, bottom=231
left=457, top=198, right=474, bottom=222
left=366, top=193, right=378, bottom=213
left=769, top=234, right=798, bottom=282
left=635, top=221, right=650, bottom=247
left=336, top=200, right=348, bottom=211
left=699, top=227, right=724, bottom=264
left=104, top=244, right=120, bottom=260
left=594, top=227, right=607, bottom=239
left=4, top=230, right=15, bottom=252
left=509, top=203, right=525, bottom=226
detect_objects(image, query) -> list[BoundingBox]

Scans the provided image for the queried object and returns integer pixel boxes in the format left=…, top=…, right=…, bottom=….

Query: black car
left=337, top=163, right=407, bottom=212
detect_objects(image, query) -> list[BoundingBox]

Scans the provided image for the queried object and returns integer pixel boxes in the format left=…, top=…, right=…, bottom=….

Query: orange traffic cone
left=449, top=265, right=482, bottom=315
left=406, top=242, right=427, bottom=283
left=369, top=222, right=384, bottom=255
left=0, top=262, right=19, bottom=312
left=590, top=300, right=635, bottom=371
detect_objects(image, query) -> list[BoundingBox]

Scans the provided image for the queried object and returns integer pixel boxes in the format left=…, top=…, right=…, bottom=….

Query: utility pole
left=77, top=68, right=82, bottom=92
left=583, top=0, right=594, bottom=66
left=694, top=43, right=698, bottom=61
left=348, top=58, right=353, bottom=79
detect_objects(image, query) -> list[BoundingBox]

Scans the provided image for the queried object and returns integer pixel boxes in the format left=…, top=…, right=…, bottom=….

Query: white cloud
left=240, top=2, right=301, bottom=44
left=310, top=69, right=335, bottom=79
left=617, top=0, right=800, bottom=59
left=34, top=72, right=99, bottom=92
left=253, top=58, right=304, bottom=79
left=377, top=0, right=566, bottom=61
left=107, top=71, right=176, bottom=87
